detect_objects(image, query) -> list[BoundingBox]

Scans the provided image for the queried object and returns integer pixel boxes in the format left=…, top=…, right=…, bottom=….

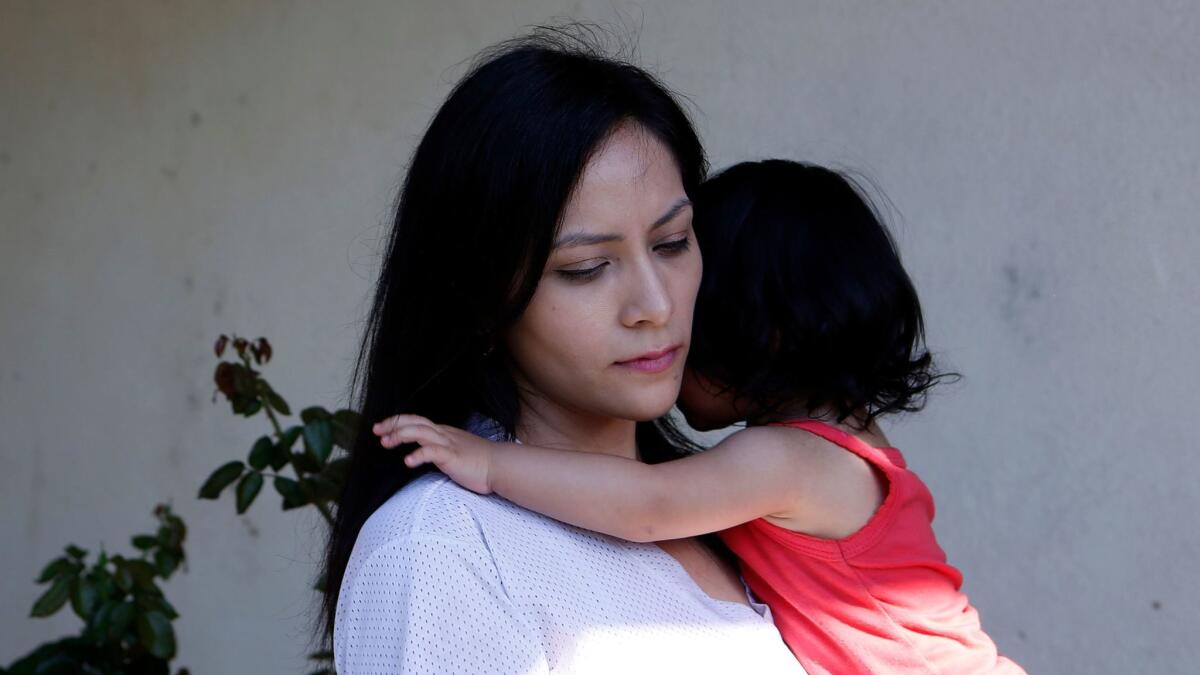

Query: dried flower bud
left=256, top=338, right=272, bottom=363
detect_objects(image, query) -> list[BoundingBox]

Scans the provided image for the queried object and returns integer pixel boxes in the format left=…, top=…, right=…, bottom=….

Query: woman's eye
left=655, top=236, right=691, bottom=256
left=555, top=262, right=609, bottom=282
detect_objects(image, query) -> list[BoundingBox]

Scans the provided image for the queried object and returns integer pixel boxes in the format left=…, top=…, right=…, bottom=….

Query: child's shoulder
left=714, top=423, right=851, bottom=473
left=717, top=422, right=888, bottom=536
left=719, top=422, right=839, bottom=456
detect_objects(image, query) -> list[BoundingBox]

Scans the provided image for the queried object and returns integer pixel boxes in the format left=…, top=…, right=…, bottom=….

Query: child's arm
left=373, top=414, right=812, bottom=542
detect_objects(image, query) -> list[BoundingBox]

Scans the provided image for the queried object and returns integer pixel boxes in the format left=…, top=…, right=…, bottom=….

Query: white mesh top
left=333, top=419, right=806, bottom=674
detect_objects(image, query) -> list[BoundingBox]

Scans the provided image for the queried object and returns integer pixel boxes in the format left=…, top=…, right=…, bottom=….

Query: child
left=374, top=160, right=1025, bottom=674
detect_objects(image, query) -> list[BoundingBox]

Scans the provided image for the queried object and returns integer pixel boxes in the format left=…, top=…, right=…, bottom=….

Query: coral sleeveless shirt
left=718, top=419, right=1024, bottom=674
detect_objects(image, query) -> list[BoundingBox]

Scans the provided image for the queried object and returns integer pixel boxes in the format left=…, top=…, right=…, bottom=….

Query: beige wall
left=2, top=1, right=1197, bottom=672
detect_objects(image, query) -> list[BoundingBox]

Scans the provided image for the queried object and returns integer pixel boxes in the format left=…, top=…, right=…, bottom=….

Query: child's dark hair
left=689, top=159, right=957, bottom=429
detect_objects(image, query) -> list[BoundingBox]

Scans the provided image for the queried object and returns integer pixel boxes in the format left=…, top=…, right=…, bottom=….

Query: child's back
left=719, top=419, right=1023, bottom=674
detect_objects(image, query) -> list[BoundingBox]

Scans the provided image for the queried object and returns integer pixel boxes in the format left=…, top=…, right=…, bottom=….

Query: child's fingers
left=373, top=414, right=436, bottom=435
left=381, top=424, right=446, bottom=449
left=382, top=425, right=443, bottom=448
left=403, top=444, right=451, bottom=468
left=372, top=414, right=436, bottom=435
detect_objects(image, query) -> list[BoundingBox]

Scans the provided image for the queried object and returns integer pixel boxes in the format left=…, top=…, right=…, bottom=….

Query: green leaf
left=279, top=425, right=303, bottom=449
left=332, top=409, right=360, bottom=449
left=37, top=557, right=76, bottom=584
left=198, top=460, right=245, bottom=499
left=247, top=436, right=273, bottom=470
left=303, top=419, right=333, bottom=465
left=134, top=587, right=161, bottom=606
left=290, top=450, right=320, bottom=474
left=87, top=600, right=115, bottom=641
left=107, top=600, right=135, bottom=642
left=142, top=594, right=180, bottom=620
left=131, top=535, right=157, bottom=551
left=154, top=549, right=180, bottom=578
left=69, top=576, right=100, bottom=619
left=305, top=475, right=341, bottom=502
left=114, top=559, right=134, bottom=593
left=273, top=475, right=303, bottom=499
left=4, top=636, right=91, bottom=674
left=271, top=426, right=303, bottom=471
left=136, top=610, right=176, bottom=660
left=65, top=545, right=87, bottom=560
left=300, top=406, right=330, bottom=424
left=30, top=577, right=71, bottom=617
left=269, top=444, right=290, bottom=471
left=157, top=509, right=186, bottom=551
left=322, top=456, right=351, bottom=488
left=125, top=560, right=157, bottom=590
left=263, top=385, right=291, bottom=416
left=235, top=472, right=264, bottom=514
left=232, top=396, right=263, bottom=416
left=91, top=566, right=117, bottom=599
left=273, top=476, right=307, bottom=510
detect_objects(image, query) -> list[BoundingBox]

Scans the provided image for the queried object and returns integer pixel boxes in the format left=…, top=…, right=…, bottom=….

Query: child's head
left=679, top=159, right=954, bottom=431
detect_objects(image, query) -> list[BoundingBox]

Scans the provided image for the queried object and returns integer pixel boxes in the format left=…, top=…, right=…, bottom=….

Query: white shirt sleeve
left=335, top=535, right=550, bottom=675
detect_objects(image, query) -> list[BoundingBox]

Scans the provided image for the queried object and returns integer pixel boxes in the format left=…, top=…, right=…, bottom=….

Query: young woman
left=322, top=31, right=806, bottom=674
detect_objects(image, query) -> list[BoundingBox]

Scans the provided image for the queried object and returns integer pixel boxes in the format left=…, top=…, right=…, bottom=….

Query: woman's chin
left=591, top=374, right=678, bottom=421
left=611, top=391, right=680, bottom=423
left=630, top=402, right=680, bottom=423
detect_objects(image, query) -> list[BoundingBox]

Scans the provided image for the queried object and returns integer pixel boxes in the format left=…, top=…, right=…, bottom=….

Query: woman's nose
left=619, top=259, right=673, bottom=328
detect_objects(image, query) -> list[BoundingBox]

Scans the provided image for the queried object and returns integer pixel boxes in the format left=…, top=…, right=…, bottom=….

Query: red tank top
left=718, top=419, right=1024, bottom=674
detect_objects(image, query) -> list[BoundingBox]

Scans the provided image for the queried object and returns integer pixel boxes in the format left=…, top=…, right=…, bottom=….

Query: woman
left=323, top=30, right=805, bottom=674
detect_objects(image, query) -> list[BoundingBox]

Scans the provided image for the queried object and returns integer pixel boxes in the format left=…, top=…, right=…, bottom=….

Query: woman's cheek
left=510, top=284, right=608, bottom=376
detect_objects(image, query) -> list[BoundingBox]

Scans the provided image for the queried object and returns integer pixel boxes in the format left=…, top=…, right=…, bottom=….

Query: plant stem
left=243, top=352, right=336, bottom=528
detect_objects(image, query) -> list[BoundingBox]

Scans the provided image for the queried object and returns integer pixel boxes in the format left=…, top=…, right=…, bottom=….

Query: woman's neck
left=513, top=389, right=639, bottom=460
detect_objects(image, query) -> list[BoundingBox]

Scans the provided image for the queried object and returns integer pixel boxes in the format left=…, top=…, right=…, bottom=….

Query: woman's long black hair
left=320, top=27, right=707, bottom=643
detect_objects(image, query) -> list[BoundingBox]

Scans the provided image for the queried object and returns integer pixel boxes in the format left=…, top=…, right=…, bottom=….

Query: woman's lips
left=615, top=346, right=680, bottom=374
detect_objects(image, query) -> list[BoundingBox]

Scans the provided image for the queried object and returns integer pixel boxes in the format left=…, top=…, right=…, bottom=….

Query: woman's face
left=505, top=122, right=702, bottom=423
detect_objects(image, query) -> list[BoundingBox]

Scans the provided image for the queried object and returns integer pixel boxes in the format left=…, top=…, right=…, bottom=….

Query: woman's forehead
left=558, top=126, right=687, bottom=239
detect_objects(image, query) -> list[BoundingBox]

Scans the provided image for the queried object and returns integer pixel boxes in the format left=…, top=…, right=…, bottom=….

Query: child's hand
left=372, top=414, right=495, bottom=495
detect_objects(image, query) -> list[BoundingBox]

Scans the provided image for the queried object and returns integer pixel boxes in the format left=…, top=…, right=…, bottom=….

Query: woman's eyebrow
left=553, top=198, right=692, bottom=249
left=649, top=197, right=692, bottom=231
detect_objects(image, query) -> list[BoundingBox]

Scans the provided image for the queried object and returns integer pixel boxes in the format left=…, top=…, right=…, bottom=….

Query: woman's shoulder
left=352, top=414, right=522, bottom=552
left=350, top=470, right=525, bottom=554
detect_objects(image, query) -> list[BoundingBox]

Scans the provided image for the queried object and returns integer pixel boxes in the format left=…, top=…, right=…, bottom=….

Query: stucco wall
left=3, top=2, right=1196, bottom=672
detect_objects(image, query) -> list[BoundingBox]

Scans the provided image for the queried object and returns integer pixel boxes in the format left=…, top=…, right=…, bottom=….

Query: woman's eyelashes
left=654, top=234, right=692, bottom=256
left=553, top=235, right=693, bottom=283
left=556, top=260, right=609, bottom=282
